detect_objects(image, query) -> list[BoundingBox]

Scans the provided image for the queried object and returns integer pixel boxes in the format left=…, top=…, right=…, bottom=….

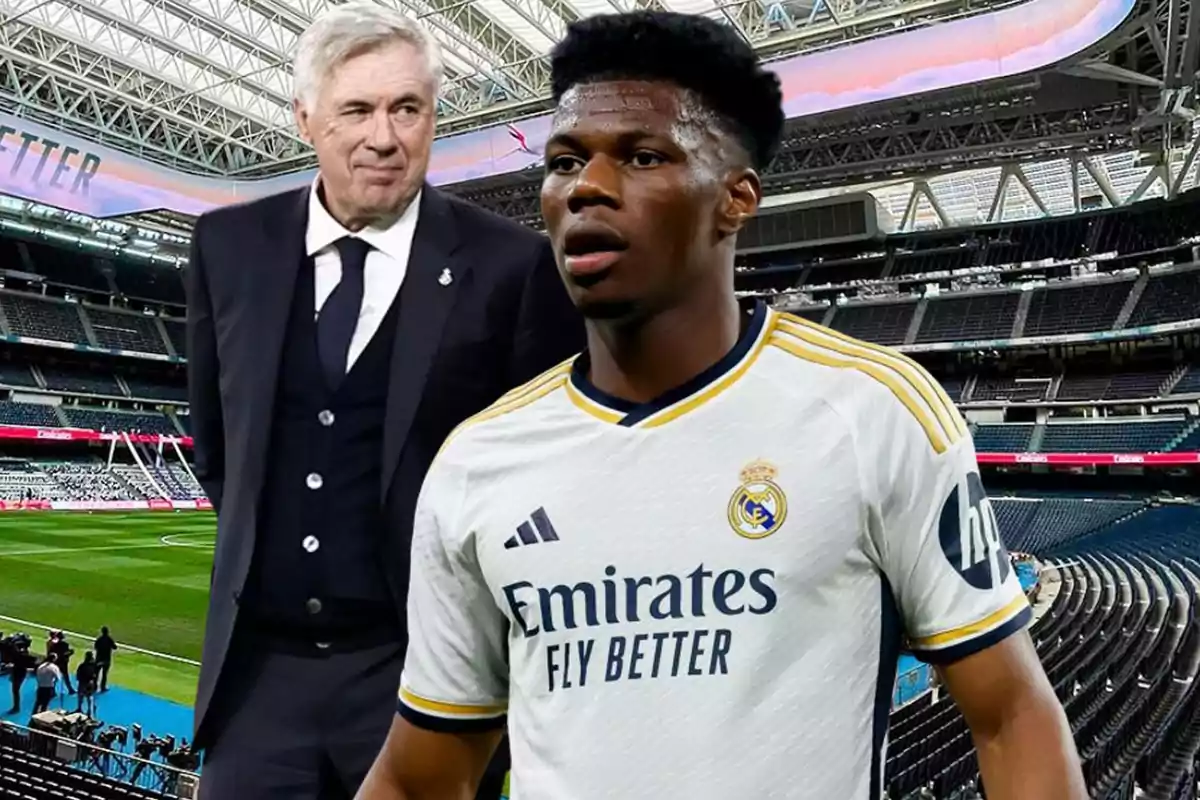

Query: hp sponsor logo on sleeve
left=937, top=473, right=1011, bottom=590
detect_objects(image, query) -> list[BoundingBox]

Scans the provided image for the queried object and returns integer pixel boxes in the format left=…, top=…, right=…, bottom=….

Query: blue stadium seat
left=970, top=423, right=1033, bottom=452
left=60, top=406, right=177, bottom=437
left=1023, top=281, right=1132, bottom=336
left=83, top=307, right=169, bottom=354
left=1039, top=420, right=1186, bottom=453
left=917, top=292, right=1021, bottom=344
left=0, top=294, right=87, bottom=344
left=1171, top=365, right=1200, bottom=395
left=0, top=401, right=60, bottom=428
left=827, top=301, right=916, bottom=346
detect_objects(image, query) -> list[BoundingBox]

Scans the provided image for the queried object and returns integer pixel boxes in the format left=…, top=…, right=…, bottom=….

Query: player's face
left=294, top=41, right=436, bottom=229
left=540, top=80, right=757, bottom=320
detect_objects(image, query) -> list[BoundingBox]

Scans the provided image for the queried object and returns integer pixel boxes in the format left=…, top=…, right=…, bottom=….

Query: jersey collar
left=566, top=300, right=775, bottom=429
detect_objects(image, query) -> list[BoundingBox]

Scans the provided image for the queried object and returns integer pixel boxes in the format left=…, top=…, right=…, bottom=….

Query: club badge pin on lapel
left=438, top=268, right=453, bottom=286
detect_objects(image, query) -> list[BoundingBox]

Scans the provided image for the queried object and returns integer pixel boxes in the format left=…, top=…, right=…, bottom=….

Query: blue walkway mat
left=2, top=678, right=194, bottom=752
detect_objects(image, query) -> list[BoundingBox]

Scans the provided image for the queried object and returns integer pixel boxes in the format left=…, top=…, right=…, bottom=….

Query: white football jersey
left=399, top=302, right=1031, bottom=800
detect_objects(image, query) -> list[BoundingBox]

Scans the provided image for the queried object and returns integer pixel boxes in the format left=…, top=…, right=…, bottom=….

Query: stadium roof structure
left=0, top=0, right=1023, bottom=177
left=0, top=0, right=1198, bottom=246
left=454, top=0, right=1200, bottom=228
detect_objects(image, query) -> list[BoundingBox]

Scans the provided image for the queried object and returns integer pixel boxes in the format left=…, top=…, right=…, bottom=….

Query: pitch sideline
left=0, top=612, right=201, bottom=667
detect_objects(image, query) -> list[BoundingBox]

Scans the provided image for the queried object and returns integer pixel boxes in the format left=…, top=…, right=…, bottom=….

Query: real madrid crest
left=727, top=459, right=788, bottom=539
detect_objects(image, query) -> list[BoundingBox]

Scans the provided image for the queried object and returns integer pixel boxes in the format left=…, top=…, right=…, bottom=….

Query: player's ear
left=717, top=167, right=761, bottom=237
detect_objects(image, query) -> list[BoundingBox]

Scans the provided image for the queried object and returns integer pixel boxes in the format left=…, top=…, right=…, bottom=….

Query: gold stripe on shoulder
left=496, top=357, right=575, bottom=405
left=776, top=316, right=966, bottom=443
left=768, top=334, right=949, bottom=454
left=438, top=372, right=569, bottom=458
left=780, top=314, right=966, bottom=438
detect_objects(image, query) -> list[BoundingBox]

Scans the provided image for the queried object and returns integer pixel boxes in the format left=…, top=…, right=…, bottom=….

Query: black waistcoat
left=243, top=254, right=401, bottom=639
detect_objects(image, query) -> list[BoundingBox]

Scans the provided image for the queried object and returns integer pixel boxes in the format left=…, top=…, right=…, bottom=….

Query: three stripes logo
left=504, top=507, right=560, bottom=549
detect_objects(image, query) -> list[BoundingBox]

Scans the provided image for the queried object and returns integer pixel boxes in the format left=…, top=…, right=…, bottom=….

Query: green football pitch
left=0, top=512, right=215, bottom=707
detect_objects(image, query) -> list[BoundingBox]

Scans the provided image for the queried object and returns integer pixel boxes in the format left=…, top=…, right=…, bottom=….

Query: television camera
left=0, top=631, right=33, bottom=674
left=96, top=725, right=128, bottom=750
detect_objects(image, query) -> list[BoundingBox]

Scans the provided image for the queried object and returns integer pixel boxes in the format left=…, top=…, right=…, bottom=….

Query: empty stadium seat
left=971, top=374, right=1052, bottom=403
left=0, top=400, right=61, bottom=428
left=970, top=423, right=1033, bottom=452
left=0, top=362, right=37, bottom=388
left=1172, top=423, right=1200, bottom=452
left=1058, top=368, right=1174, bottom=401
left=1055, top=374, right=1112, bottom=402
left=1023, top=281, right=1132, bottom=336
left=40, top=365, right=123, bottom=397
left=59, top=407, right=177, bottom=437
left=1039, top=420, right=1186, bottom=453
left=161, top=319, right=185, bottom=357
left=123, top=378, right=186, bottom=403
left=827, top=302, right=916, bottom=346
left=1128, top=269, right=1200, bottom=328
left=1171, top=365, right=1200, bottom=395
left=993, top=497, right=1142, bottom=552
left=937, top=378, right=965, bottom=403
left=0, top=295, right=87, bottom=344
left=916, top=292, right=1020, bottom=344
left=83, top=308, right=168, bottom=355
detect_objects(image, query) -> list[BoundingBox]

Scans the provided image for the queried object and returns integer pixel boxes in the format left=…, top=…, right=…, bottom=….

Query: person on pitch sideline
left=358, top=11, right=1086, bottom=799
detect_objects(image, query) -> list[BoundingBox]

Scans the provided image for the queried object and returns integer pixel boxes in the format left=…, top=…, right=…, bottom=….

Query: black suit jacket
left=188, top=185, right=583, bottom=745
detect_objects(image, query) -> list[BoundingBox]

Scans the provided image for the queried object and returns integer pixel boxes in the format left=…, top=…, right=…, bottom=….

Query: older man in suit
left=188, top=3, right=582, bottom=797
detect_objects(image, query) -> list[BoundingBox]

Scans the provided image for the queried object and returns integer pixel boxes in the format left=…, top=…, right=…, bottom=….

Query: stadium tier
left=0, top=460, right=202, bottom=504
left=775, top=268, right=1200, bottom=346
left=1, top=193, right=1200, bottom=475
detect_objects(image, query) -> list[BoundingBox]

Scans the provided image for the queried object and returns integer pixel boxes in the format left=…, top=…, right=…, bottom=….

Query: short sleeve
left=873, top=408, right=1031, bottom=665
left=398, top=455, right=510, bottom=732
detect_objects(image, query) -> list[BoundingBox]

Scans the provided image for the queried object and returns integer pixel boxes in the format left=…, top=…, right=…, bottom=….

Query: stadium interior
left=2, top=0, right=1200, bottom=798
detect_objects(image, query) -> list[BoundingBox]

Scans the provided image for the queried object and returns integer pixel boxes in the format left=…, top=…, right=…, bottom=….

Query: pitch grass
left=0, top=511, right=214, bottom=706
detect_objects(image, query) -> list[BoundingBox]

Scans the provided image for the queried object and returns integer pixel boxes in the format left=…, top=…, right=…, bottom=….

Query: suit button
left=302, top=535, right=320, bottom=553
left=305, top=473, right=323, bottom=490
left=318, top=410, right=335, bottom=427
left=305, top=598, right=323, bottom=615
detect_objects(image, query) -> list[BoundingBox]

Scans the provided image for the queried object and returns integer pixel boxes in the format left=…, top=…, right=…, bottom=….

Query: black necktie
left=317, top=236, right=370, bottom=387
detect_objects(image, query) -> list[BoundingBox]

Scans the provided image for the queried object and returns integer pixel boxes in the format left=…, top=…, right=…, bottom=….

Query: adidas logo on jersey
left=504, top=507, right=560, bottom=549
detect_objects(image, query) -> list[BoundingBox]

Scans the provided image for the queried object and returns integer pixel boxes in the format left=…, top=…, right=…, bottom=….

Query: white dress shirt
left=305, top=180, right=422, bottom=372
left=36, top=661, right=61, bottom=689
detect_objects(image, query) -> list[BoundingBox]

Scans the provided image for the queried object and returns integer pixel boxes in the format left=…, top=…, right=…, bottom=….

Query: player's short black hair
left=549, top=11, right=785, bottom=171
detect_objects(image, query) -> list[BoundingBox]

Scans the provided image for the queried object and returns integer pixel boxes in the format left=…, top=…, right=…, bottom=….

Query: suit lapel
left=381, top=187, right=466, bottom=499
left=244, top=188, right=308, bottom=504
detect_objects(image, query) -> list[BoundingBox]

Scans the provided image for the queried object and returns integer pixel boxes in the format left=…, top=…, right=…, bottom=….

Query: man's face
left=540, top=80, right=754, bottom=321
left=295, top=40, right=436, bottom=227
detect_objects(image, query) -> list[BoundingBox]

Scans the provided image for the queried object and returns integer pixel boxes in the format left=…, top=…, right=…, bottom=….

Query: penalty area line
left=0, top=613, right=200, bottom=667
left=159, top=533, right=217, bottom=549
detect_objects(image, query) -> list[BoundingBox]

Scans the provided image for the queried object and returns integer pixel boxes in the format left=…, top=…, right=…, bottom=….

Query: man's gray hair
left=293, top=1, right=444, bottom=105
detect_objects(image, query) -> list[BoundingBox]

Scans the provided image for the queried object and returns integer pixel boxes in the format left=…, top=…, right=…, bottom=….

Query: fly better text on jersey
left=501, top=564, right=778, bottom=692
